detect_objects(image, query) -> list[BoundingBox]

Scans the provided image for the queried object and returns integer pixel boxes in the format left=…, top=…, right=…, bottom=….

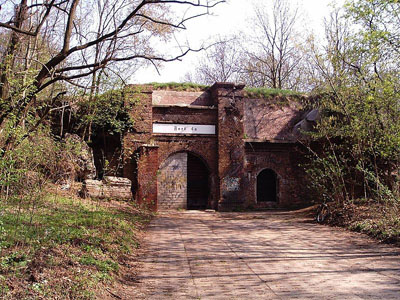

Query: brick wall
left=244, top=142, right=309, bottom=208
left=156, top=136, right=218, bottom=209
left=152, top=106, right=217, bottom=125
left=125, top=85, right=153, bottom=134
left=123, top=85, right=153, bottom=184
left=122, top=84, right=311, bottom=211
left=152, top=90, right=213, bottom=106
left=244, top=98, right=303, bottom=142
left=137, top=145, right=158, bottom=210
left=123, top=85, right=219, bottom=210
left=123, top=85, right=154, bottom=192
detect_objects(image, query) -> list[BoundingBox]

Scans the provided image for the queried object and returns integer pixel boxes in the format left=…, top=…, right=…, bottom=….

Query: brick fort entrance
left=123, top=83, right=311, bottom=211
left=157, top=152, right=210, bottom=210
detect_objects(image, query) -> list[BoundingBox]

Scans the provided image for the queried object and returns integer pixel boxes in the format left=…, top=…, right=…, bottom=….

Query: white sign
left=153, top=123, right=216, bottom=135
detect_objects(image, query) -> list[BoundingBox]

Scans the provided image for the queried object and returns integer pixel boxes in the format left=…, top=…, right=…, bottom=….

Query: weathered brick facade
left=123, top=83, right=311, bottom=211
left=213, top=83, right=246, bottom=211
left=244, top=143, right=308, bottom=209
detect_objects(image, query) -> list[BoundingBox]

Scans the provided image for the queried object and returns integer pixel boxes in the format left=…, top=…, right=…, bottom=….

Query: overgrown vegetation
left=0, top=123, right=152, bottom=298
left=75, top=89, right=136, bottom=140
left=0, top=191, right=152, bottom=299
left=0, top=126, right=94, bottom=191
left=244, top=87, right=304, bottom=99
left=303, top=0, right=399, bottom=242
left=145, top=82, right=305, bottom=101
left=349, top=200, right=400, bottom=244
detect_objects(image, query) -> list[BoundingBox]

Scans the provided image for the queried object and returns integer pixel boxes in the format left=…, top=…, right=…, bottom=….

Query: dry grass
left=326, top=200, right=400, bottom=246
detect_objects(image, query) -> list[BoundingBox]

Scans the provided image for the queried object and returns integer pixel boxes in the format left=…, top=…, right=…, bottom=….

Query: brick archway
left=157, top=151, right=210, bottom=210
left=257, top=168, right=278, bottom=203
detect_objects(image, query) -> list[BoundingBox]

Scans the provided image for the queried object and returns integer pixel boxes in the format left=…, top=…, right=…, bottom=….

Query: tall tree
left=0, top=0, right=224, bottom=151
left=183, top=36, right=243, bottom=85
left=242, top=0, right=303, bottom=89
left=306, top=0, right=400, bottom=205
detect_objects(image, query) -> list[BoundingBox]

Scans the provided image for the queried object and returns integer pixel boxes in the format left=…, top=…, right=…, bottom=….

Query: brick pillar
left=137, top=145, right=159, bottom=211
left=122, top=85, right=153, bottom=191
left=212, top=83, right=245, bottom=211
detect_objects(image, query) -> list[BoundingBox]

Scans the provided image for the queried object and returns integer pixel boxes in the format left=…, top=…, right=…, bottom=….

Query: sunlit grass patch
left=0, top=192, right=152, bottom=299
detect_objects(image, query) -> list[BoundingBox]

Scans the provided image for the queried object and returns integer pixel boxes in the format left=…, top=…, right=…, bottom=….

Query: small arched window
left=257, top=169, right=278, bottom=202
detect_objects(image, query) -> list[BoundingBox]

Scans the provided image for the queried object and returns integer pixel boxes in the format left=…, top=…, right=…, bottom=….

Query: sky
left=131, top=0, right=345, bottom=84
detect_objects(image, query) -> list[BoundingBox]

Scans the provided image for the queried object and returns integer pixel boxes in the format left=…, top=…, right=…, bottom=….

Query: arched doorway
left=257, top=169, right=278, bottom=202
left=187, top=153, right=209, bottom=209
left=157, top=152, right=209, bottom=210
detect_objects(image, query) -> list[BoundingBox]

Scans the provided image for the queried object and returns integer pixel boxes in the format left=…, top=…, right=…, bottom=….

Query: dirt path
left=115, top=210, right=400, bottom=299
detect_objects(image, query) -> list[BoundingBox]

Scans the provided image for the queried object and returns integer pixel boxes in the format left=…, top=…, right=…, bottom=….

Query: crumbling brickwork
left=244, top=143, right=308, bottom=209
left=136, top=145, right=158, bottom=210
left=212, top=83, right=246, bottom=211
left=122, top=83, right=311, bottom=211
left=122, top=85, right=155, bottom=204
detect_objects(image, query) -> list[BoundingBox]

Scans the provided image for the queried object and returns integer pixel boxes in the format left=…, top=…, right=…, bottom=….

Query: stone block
left=82, top=177, right=132, bottom=200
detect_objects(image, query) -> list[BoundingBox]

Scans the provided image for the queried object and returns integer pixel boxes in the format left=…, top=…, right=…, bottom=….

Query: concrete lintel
left=152, top=133, right=217, bottom=138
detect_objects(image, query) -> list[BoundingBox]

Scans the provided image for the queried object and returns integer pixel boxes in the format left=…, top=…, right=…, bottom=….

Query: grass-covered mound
left=0, top=190, right=153, bottom=299
left=142, top=82, right=306, bottom=100
left=146, top=82, right=208, bottom=92
left=243, top=87, right=304, bottom=99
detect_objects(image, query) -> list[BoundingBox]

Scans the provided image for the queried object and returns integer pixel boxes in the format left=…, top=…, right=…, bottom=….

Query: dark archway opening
left=257, top=169, right=277, bottom=202
left=187, top=153, right=209, bottom=210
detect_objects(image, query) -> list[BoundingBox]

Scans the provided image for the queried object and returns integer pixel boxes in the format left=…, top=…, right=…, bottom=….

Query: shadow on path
left=116, top=211, right=400, bottom=300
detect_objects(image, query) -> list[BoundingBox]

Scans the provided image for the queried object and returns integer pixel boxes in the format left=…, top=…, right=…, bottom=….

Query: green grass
left=132, top=82, right=307, bottom=100
left=244, top=87, right=304, bottom=99
left=79, top=255, right=119, bottom=273
left=0, top=193, right=153, bottom=299
left=146, top=82, right=209, bottom=91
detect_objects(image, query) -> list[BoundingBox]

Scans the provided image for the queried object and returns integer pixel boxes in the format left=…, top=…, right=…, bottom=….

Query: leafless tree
left=304, top=8, right=354, bottom=94
left=0, top=0, right=225, bottom=151
left=242, top=0, right=303, bottom=90
left=183, top=36, right=243, bottom=85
